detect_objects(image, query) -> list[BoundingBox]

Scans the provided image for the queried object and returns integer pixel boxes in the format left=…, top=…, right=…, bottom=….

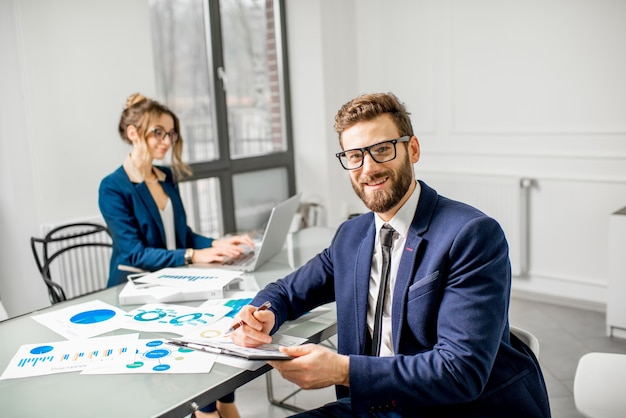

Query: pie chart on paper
left=31, top=300, right=126, bottom=340
left=30, top=345, right=54, bottom=355
left=69, top=309, right=117, bottom=324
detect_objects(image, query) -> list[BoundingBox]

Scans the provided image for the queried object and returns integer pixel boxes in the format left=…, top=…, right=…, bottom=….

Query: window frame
left=183, top=0, right=296, bottom=235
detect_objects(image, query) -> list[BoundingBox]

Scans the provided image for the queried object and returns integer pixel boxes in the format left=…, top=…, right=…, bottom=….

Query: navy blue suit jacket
left=98, top=165, right=213, bottom=287
left=252, top=181, right=550, bottom=417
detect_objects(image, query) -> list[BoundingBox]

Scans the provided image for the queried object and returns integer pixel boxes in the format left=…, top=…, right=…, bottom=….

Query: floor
left=231, top=296, right=626, bottom=418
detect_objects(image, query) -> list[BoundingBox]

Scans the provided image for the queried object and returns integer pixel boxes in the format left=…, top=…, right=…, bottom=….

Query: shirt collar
left=123, top=154, right=166, bottom=184
left=375, top=181, right=421, bottom=238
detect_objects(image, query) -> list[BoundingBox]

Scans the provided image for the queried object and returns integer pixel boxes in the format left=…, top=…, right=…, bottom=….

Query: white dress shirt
left=368, top=181, right=421, bottom=356
left=159, top=199, right=176, bottom=250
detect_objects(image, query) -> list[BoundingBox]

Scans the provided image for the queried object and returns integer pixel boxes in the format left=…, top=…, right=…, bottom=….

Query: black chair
left=30, top=222, right=113, bottom=304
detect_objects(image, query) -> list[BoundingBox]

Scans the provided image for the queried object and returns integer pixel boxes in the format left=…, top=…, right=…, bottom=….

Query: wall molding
left=511, top=287, right=606, bottom=314
left=425, top=150, right=626, bottom=161
left=512, top=275, right=607, bottom=313
left=419, top=167, right=626, bottom=186
left=450, top=127, right=626, bottom=136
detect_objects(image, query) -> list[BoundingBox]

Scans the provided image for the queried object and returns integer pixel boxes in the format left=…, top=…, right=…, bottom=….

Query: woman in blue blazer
left=229, top=93, right=551, bottom=417
left=99, top=93, right=250, bottom=418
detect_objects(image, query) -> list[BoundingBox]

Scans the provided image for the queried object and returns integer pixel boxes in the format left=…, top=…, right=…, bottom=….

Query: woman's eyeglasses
left=149, top=127, right=179, bottom=144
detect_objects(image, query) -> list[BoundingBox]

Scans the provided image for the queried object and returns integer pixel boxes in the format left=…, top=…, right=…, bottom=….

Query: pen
left=225, top=301, right=272, bottom=335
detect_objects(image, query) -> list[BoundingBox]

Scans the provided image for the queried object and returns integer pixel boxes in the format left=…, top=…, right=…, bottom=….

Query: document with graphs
left=134, top=268, right=242, bottom=291
left=119, top=268, right=245, bottom=304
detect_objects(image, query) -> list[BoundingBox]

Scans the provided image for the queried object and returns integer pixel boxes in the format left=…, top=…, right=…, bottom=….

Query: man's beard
left=351, top=156, right=413, bottom=213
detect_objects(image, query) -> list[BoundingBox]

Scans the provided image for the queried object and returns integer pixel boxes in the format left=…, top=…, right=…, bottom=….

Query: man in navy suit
left=231, top=93, right=550, bottom=417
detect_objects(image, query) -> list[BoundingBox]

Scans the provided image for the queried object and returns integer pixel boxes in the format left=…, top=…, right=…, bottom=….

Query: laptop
left=216, top=193, right=301, bottom=272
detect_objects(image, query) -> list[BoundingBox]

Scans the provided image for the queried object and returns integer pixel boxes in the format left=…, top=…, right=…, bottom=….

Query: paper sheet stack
left=118, top=268, right=243, bottom=305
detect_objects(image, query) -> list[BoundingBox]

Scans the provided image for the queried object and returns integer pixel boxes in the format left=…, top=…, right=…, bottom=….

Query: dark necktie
left=371, top=224, right=394, bottom=356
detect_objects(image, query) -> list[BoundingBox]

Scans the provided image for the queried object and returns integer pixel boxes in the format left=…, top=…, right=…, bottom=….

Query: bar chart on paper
left=0, top=333, right=138, bottom=380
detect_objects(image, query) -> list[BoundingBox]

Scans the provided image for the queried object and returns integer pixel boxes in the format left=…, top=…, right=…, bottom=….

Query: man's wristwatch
left=184, top=248, right=194, bottom=265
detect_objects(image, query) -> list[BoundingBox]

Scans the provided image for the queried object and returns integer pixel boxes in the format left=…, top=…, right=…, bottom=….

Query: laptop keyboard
left=224, top=250, right=256, bottom=266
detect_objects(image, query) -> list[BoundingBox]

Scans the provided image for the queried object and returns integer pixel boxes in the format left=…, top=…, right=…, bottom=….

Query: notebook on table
left=214, top=193, right=301, bottom=272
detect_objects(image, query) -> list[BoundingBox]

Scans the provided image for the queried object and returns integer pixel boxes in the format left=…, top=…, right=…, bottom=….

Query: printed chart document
left=178, top=292, right=261, bottom=342
left=119, top=267, right=244, bottom=304
left=135, top=267, right=241, bottom=289
left=81, top=338, right=216, bottom=375
left=0, top=333, right=138, bottom=380
left=121, top=303, right=232, bottom=335
left=31, top=300, right=128, bottom=340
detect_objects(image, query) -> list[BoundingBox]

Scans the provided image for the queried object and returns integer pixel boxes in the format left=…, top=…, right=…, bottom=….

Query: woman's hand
left=212, top=234, right=255, bottom=251
left=191, top=234, right=255, bottom=264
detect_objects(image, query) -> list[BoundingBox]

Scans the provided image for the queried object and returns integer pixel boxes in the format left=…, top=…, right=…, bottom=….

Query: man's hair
left=333, top=92, right=414, bottom=148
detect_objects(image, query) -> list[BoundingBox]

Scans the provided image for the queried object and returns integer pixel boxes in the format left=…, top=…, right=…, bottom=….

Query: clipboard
left=166, top=339, right=293, bottom=361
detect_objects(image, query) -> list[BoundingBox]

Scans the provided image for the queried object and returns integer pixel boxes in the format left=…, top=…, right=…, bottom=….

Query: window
left=149, top=0, right=294, bottom=236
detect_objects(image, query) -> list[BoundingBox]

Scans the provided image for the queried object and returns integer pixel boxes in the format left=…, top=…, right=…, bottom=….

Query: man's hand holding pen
left=229, top=301, right=351, bottom=390
left=228, top=302, right=275, bottom=347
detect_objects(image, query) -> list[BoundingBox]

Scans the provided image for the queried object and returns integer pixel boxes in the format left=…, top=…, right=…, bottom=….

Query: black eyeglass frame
left=335, top=136, right=411, bottom=170
left=148, top=126, right=180, bottom=144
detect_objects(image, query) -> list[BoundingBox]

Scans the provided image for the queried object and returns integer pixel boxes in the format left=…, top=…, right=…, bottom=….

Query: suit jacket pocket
left=407, top=270, right=440, bottom=301
left=404, top=271, right=441, bottom=347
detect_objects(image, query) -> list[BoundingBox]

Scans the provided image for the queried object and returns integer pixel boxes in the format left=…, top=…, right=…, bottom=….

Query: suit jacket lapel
left=391, top=181, right=438, bottom=350
left=134, top=182, right=167, bottom=245
left=391, top=231, right=424, bottom=351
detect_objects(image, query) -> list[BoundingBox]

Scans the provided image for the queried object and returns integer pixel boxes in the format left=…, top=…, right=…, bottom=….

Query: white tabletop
left=0, top=227, right=336, bottom=418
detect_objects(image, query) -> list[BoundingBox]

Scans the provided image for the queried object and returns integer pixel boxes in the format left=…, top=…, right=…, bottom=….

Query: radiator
left=39, top=216, right=112, bottom=300
left=419, top=172, right=532, bottom=277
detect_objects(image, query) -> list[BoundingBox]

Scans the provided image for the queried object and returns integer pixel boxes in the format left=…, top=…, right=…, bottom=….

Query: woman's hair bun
left=125, top=93, right=147, bottom=110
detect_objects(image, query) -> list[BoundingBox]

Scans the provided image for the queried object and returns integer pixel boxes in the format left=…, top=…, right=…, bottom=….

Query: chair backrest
left=30, top=222, right=113, bottom=304
left=574, top=352, right=626, bottom=418
left=510, top=325, right=540, bottom=358
left=0, top=299, right=8, bottom=321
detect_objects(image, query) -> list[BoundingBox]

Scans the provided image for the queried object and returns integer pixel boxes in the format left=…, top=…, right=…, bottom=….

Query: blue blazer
left=98, top=165, right=213, bottom=287
left=252, top=181, right=550, bottom=417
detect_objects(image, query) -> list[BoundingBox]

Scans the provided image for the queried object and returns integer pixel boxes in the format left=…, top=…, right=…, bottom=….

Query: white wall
left=1, top=0, right=624, bottom=317
left=287, top=0, right=626, bottom=310
left=0, top=0, right=156, bottom=317
left=0, top=0, right=47, bottom=315
left=287, top=0, right=368, bottom=221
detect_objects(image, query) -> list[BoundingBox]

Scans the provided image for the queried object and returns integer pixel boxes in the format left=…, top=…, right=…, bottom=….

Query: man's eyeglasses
left=149, top=127, right=179, bottom=144
left=335, top=136, right=411, bottom=170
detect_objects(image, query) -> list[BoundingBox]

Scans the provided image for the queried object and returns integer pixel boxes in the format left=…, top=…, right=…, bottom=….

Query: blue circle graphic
left=70, top=309, right=116, bottom=324
left=30, top=345, right=54, bottom=355
left=146, top=340, right=163, bottom=347
left=153, top=364, right=171, bottom=372
left=144, top=349, right=170, bottom=359
left=170, top=313, right=203, bottom=324
left=133, top=310, right=167, bottom=322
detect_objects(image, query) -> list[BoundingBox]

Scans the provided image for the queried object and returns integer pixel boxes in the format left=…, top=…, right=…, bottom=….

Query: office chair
left=30, top=222, right=113, bottom=304
left=0, top=299, right=8, bottom=321
left=574, top=352, right=626, bottom=418
left=510, top=325, right=540, bottom=358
